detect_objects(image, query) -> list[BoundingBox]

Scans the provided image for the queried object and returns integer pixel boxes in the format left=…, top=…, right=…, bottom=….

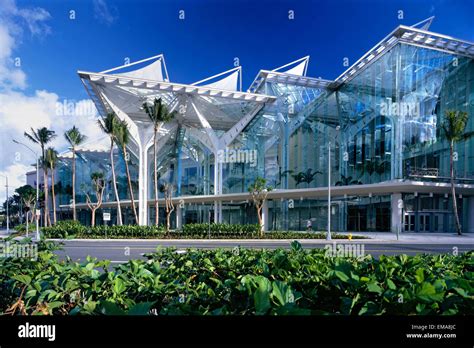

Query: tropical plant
left=248, top=177, right=273, bottom=237
left=160, top=182, right=175, bottom=234
left=16, top=185, right=36, bottom=225
left=1, top=240, right=472, bottom=316
left=441, top=110, right=469, bottom=235
left=301, top=168, right=321, bottom=187
left=335, top=174, right=363, bottom=186
left=44, top=148, right=59, bottom=225
left=142, top=98, right=176, bottom=226
left=114, top=120, right=138, bottom=224
left=83, top=172, right=106, bottom=227
left=64, top=126, right=87, bottom=222
left=24, top=127, right=56, bottom=226
left=97, top=113, right=122, bottom=226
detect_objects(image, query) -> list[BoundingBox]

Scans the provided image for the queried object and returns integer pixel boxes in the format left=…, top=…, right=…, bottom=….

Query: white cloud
left=93, top=0, right=119, bottom=26
left=0, top=164, right=31, bottom=203
left=0, top=0, right=107, bottom=202
left=0, top=0, right=51, bottom=91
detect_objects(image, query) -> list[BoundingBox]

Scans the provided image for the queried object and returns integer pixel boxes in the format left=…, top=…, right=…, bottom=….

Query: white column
left=213, top=155, right=222, bottom=223
left=262, top=200, right=269, bottom=232
left=138, top=145, right=148, bottom=226
left=391, top=193, right=402, bottom=234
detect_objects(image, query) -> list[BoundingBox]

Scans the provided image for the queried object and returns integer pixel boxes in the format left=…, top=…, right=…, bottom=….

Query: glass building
left=64, top=18, right=474, bottom=232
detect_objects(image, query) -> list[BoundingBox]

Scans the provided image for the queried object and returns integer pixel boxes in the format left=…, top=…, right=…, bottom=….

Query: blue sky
left=0, top=0, right=473, bottom=198
left=16, top=0, right=474, bottom=100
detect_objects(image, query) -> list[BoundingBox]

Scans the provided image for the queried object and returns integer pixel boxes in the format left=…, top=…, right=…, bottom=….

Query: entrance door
left=433, top=214, right=444, bottom=232
left=419, top=213, right=431, bottom=232
left=404, top=213, right=415, bottom=232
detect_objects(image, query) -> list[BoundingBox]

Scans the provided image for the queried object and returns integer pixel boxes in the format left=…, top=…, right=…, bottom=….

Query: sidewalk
left=2, top=228, right=473, bottom=244
left=333, top=231, right=474, bottom=244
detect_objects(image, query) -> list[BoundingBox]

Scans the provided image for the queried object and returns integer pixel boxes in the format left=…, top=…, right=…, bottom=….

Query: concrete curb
left=46, top=238, right=474, bottom=245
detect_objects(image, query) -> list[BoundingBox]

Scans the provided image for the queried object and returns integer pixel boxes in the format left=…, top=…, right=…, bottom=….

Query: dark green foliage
left=41, top=222, right=365, bottom=239
left=0, top=240, right=472, bottom=315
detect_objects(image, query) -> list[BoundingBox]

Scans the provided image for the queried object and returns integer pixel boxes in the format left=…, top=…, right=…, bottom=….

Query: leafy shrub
left=0, top=240, right=472, bottom=315
left=42, top=221, right=365, bottom=239
left=42, top=223, right=166, bottom=239
left=42, top=220, right=86, bottom=238
left=181, top=223, right=260, bottom=238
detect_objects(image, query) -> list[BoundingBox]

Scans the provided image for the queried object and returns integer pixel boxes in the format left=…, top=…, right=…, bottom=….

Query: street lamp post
left=0, top=175, right=9, bottom=233
left=327, top=126, right=340, bottom=241
left=327, top=142, right=331, bottom=241
left=13, top=139, right=40, bottom=241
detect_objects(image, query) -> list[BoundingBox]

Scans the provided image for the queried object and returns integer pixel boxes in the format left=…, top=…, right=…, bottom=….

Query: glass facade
left=64, top=33, right=474, bottom=232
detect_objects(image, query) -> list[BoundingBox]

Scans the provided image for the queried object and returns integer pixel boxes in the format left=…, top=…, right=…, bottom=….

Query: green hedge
left=181, top=223, right=260, bottom=237
left=41, top=221, right=365, bottom=239
left=42, top=220, right=166, bottom=239
left=0, top=240, right=472, bottom=315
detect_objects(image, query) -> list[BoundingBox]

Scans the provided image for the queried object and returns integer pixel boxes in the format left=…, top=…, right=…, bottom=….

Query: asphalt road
left=53, top=240, right=474, bottom=263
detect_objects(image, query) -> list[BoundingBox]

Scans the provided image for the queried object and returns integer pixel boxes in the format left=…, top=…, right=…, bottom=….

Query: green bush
left=0, top=240, right=472, bottom=315
left=181, top=223, right=260, bottom=238
left=42, top=223, right=165, bottom=239
left=41, top=221, right=365, bottom=239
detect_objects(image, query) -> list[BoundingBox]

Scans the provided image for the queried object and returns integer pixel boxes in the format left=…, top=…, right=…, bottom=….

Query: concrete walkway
left=2, top=228, right=473, bottom=245
left=334, top=231, right=474, bottom=244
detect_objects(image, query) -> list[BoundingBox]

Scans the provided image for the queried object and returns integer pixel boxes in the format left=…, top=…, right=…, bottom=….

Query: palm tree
left=44, top=147, right=59, bottom=224
left=24, top=127, right=56, bottom=226
left=336, top=174, right=363, bottom=186
left=441, top=110, right=469, bottom=235
left=142, top=98, right=175, bottom=226
left=97, top=113, right=122, bottom=225
left=292, top=169, right=321, bottom=188
left=64, top=126, right=87, bottom=222
left=114, top=120, right=139, bottom=224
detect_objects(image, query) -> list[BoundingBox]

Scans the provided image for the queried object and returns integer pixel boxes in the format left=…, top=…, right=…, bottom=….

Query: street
left=53, top=239, right=474, bottom=263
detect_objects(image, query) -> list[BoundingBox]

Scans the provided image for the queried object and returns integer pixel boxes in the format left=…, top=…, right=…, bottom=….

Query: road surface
left=53, top=239, right=473, bottom=263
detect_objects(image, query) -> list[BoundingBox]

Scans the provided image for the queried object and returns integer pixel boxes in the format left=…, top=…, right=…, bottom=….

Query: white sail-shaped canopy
left=410, top=16, right=435, bottom=31
left=100, top=54, right=168, bottom=82
left=192, top=66, right=242, bottom=91
left=272, top=56, right=309, bottom=76
left=113, top=59, right=164, bottom=81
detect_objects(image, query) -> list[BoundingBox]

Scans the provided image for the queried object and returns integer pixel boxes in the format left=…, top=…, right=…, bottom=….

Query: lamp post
left=327, top=126, right=341, bottom=241
left=0, top=174, right=9, bottom=233
left=327, top=142, right=331, bottom=241
left=13, top=139, right=40, bottom=241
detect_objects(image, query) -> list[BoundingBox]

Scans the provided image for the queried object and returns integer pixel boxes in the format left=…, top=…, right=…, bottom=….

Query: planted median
left=38, top=220, right=366, bottom=240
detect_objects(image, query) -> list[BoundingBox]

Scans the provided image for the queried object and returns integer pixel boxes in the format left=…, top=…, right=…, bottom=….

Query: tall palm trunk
left=450, top=141, right=462, bottom=235
left=50, top=163, right=57, bottom=224
left=43, top=166, right=50, bottom=227
left=153, top=129, right=159, bottom=226
left=122, top=144, right=138, bottom=224
left=41, top=145, right=50, bottom=227
left=110, top=139, right=122, bottom=225
left=72, top=148, right=77, bottom=221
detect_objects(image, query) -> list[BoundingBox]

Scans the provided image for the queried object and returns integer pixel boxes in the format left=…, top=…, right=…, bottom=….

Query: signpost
left=103, top=212, right=111, bottom=239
